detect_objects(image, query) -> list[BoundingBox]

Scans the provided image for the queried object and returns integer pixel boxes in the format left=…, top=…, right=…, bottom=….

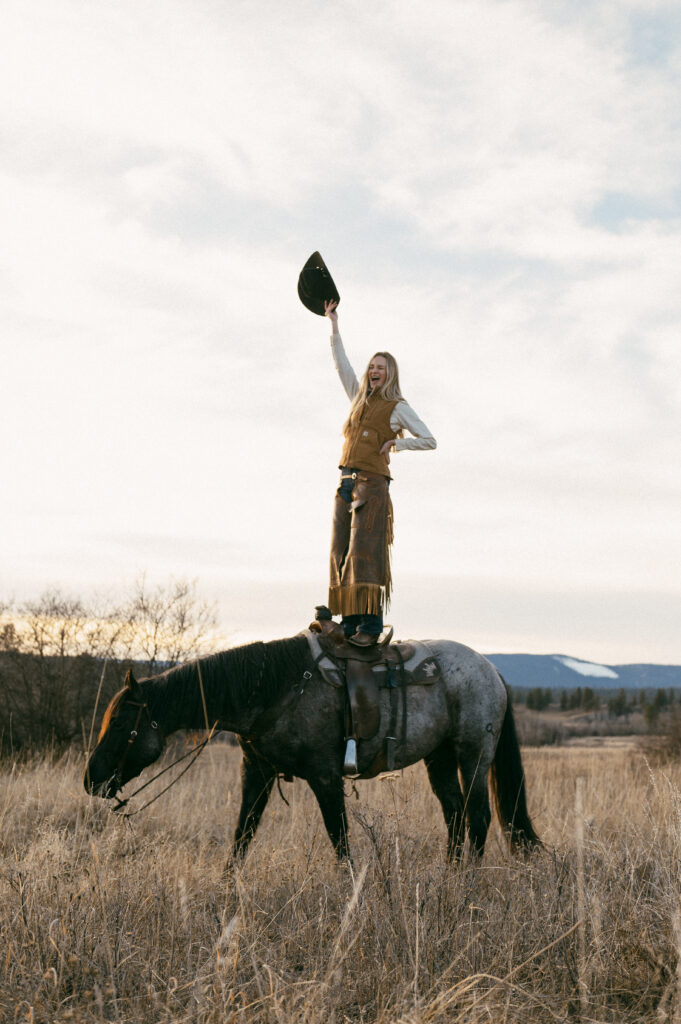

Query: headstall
left=104, top=698, right=159, bottom=807
left=106, top=696, right=216, bottom=818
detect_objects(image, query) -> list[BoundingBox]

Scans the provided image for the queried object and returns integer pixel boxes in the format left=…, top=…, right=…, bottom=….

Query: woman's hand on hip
left=380, top=440, right=394, bottom=463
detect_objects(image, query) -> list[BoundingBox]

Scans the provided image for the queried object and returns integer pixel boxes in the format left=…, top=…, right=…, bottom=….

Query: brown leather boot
left=348, top=630, right=379, bottom=647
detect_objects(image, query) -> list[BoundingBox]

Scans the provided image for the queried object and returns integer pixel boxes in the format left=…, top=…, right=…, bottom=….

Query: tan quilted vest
left=340, top=394, right=397, bottom=477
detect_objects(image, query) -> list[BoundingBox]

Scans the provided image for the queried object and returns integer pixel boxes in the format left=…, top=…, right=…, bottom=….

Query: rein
left=110, top=657, right=217, bottom=818
left=111, top=719, right=218, bottom=817
left=105, top=642, right=306, bottom=817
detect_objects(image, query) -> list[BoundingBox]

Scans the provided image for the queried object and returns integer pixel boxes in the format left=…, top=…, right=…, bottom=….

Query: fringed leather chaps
left=329, top=471, right=394, bottom=617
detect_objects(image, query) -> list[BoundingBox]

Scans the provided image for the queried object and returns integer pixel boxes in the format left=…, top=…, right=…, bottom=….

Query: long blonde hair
left=343, top=351, right=405, bottom=437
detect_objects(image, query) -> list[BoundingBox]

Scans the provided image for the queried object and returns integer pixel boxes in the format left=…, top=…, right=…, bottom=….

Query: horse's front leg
left=308, top=774, right=351, bottom=862
left=230, top=748, right=276, bottom=865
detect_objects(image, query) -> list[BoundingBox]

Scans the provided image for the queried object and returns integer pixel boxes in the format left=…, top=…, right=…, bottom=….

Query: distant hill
left=485, top=653, right=681, bottom=692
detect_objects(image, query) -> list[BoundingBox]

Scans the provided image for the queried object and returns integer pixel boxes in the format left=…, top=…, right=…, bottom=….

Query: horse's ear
left=124, top=668, right=144, bottom=700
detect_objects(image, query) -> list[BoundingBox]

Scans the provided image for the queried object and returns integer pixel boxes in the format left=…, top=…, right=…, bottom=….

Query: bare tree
left=114, top=576, right=219, bottom=673
left=0, top=579, right=221, bottom=752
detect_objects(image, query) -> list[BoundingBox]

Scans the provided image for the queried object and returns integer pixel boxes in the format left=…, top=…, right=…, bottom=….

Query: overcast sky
left=2, top=0, right=680, bottom=664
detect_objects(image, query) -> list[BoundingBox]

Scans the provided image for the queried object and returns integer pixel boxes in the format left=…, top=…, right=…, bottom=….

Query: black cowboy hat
left=298, top=251, right=340, bottom=316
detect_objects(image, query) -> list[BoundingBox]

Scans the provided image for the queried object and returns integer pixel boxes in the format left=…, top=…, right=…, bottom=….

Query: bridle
left=104, top=694, right=217, bottom=818
left=100, top=697, right=159, bottom=805
left=113, top=698, right=159, bottom=783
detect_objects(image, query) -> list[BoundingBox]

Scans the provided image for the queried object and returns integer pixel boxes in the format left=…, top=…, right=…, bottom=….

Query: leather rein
left=108, top=697, right=217, bottom=818
left=105, top=646, right=306, bottom=817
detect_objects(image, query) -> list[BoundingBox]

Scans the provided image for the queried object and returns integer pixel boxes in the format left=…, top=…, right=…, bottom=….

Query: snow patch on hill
left=553, top=656, right=619, bottom=679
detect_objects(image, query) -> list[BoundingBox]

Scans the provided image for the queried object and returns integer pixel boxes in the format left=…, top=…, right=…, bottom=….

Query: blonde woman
left=324, top=300, right=436, bottom=645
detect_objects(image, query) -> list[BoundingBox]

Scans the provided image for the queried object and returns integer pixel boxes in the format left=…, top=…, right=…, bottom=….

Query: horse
left=84, top=632, right=540, bottom=863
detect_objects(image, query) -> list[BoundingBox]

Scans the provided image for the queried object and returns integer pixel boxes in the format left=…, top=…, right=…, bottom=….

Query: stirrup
left=343, top=738, right=358, bottom=774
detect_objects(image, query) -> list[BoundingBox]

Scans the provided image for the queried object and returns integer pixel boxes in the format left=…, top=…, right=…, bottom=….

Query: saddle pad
left=301, top=630, right=442, bottom=689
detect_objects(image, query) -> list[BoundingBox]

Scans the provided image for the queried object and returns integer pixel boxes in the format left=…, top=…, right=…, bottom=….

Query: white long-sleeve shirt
left=330, top=333, right=437, bottom=453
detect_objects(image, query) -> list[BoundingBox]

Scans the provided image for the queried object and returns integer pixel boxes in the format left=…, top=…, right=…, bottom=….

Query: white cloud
left=1, top=0, right=680, bottom=662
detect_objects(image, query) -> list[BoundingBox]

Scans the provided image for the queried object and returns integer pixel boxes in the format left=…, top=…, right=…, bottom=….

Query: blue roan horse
left=84, top=633, right=540, bottom=863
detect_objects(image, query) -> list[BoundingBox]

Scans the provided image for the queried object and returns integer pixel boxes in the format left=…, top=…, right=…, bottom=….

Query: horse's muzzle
left=84, top=769, right=120, bottom=799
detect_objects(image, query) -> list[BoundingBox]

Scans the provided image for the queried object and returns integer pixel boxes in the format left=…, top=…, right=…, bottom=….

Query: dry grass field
left=2, top=739, right=681, bottom=1023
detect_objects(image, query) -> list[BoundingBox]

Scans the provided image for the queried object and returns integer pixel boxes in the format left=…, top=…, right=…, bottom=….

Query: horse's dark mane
left=143, top=633, right=310, bottom=716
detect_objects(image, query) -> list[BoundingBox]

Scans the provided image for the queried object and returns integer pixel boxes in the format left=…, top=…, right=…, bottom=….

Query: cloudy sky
left=2, top=0, right=680, bottom=664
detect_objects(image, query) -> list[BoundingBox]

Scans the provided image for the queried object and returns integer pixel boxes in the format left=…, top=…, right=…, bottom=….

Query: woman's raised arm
left=324, top=299, right=339, bottom=334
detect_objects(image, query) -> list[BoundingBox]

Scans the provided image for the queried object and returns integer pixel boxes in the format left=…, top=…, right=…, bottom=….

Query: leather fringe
left=328, top=494, right=395, bottom=616
left=385, top=494, right=393, bottom=607
left=329, top=584, right=386, bottom=616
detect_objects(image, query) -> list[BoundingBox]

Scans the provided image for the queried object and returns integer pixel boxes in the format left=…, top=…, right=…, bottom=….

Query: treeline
left=521, top=687, right=601, bottom=712
left=516, top=685, right=679, bottom=722
left=0, top=578, right=220, bottom=753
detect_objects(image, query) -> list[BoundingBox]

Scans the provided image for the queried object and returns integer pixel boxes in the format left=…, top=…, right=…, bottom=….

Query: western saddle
left=307, top=608, right=439, bottom=775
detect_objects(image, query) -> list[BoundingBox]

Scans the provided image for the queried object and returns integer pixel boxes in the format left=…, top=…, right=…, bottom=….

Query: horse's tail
left=490, top=675, right=542, bottom=851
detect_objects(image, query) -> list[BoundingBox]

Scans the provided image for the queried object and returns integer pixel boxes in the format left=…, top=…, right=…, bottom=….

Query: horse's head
left=84, top=669, right=165, bottom=799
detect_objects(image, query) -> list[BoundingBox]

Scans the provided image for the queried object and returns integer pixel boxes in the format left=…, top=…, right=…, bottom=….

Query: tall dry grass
left=2, top=741, right=681, bottom=1022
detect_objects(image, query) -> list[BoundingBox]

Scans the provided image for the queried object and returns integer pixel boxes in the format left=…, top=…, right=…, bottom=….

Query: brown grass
left=2, top=742, right=681, bottom=1022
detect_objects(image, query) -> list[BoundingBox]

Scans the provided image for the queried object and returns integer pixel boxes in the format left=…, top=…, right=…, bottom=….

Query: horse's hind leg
left=231, top=751, right=276, bottom=864
left=425, top=741, right=466, bottom=861
left=459, top=750, right=492, bottom=858
left=308, top=774, right=351, bottom=862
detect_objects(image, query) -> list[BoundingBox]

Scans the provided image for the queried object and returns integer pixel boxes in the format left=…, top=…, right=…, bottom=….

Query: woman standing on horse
left=324, top=299, right=436, bottom=646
